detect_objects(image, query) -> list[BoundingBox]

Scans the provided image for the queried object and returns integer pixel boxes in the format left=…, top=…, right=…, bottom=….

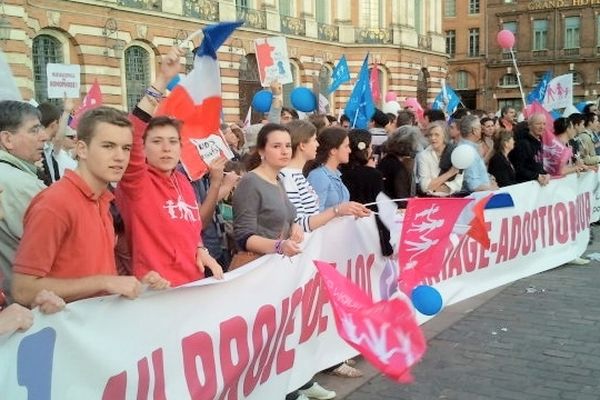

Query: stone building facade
left=1, top=0, right=448, bottom=122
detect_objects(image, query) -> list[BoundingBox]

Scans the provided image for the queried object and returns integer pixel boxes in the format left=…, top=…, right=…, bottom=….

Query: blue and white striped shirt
left=280, top=168, right=320, bottom=232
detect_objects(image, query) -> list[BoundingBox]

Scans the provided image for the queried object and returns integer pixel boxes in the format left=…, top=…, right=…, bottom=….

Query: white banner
left=0, top=172, right=597, bottom=399
left=543, top=73, right=573, bottom=111
left=46, top=64, right=81, bottom=99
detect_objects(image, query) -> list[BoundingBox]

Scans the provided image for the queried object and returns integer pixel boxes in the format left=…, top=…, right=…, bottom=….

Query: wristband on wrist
left=144, top=87, right=164, bottom=101
left=274, top=239, right=284, bottom=255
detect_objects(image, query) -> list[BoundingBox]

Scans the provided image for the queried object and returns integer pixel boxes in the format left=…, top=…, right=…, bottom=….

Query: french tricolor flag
left=158, top=21, right=243, bottom=180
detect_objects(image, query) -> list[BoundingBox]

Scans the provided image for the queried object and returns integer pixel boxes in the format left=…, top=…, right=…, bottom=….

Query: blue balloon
left=550, top=110, right=562, bottom=121
left=411, top=285, right=443, bottom=316
left=291, top=87, right=317, bottom=112
left=252, top=90, right=273, bottom=113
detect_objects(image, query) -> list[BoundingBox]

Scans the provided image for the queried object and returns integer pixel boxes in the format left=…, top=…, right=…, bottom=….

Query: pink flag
left=398, top=197, right=471, bottom=294
left=69, top=80, right=102, bottom=129
left=370, top=67, right=381, bottom=104
left=314, top=260, right=426, bottom=382
left=525, top=101, right=570, bottom=176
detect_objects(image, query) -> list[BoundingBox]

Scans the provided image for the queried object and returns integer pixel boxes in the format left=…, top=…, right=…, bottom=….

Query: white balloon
left=451, top=144, right=476, bottom=170
left=382, top=101, right=401, bottom=114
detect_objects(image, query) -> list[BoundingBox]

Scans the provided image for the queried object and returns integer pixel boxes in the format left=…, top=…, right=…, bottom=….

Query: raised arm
left=119, top=46, right=185, bottom=197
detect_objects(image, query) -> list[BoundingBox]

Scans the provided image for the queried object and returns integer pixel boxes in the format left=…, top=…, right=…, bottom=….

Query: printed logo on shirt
left=163, top=196, right=199, bottom=222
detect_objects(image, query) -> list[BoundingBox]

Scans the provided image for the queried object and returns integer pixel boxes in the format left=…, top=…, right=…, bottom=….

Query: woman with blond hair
left=415, top=122, right=463, bottom=196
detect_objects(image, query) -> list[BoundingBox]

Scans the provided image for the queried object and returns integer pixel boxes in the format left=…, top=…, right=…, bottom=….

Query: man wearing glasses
left=0, top=100, right=48, bottom=303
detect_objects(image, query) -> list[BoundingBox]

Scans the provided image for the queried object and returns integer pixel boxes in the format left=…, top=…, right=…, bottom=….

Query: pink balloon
left=497, top=30, right=515, bottom=50
left=385, top=91, right=397, bottom=102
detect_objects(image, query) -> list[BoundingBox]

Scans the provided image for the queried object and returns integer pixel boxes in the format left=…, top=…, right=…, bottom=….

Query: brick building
left=0, top=0, right=448, bottom=122
left=443, top=0, right=486, bottom=110
left=486, top=0, right=600, bottom=112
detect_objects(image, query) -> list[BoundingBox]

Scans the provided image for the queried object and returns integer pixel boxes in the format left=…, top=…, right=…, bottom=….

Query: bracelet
left=144, top=87, right=164, bottom=101
left=274, top=239, right=284, bottom=255
left=197, top=245, right=209, bottom=252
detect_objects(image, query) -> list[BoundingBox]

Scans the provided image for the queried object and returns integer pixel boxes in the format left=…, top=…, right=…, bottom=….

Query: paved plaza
left=322, top=229, right=600, bottom=400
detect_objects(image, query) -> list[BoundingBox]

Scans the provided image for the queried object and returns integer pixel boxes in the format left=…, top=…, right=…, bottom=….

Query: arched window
left=239, top=54, right=262, bottom=122
left=572, top=71, right=583, bottom=85
left=499, top=73, right=519, bottom=87
left=417, top=68, right=429, bottom=108
left=318, top=64, right=333, bottom=113
left=32, top=34, right=64, bottom=104
left=456, top=70, right=469, bottom=90
left=125, top=46, right=151, bottom=111
left=283, top=60, right=300, bottom=108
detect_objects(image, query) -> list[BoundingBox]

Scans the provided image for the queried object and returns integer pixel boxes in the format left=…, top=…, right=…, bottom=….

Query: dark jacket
left=340, top=164, right=393, bottom=257
left=508, top=128, right=547, bottom=183
left=488, top=152, right=516, bottom=187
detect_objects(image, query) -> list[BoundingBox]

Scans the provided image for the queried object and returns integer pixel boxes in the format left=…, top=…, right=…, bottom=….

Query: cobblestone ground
left=346, top=251, right=600, bottom=400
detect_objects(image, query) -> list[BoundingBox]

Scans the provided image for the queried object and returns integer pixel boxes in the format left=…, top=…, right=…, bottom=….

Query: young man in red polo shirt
left=10, top=49, right=182, bottom=306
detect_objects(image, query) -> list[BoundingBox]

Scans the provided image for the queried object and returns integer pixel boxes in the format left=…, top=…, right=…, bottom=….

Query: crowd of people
left=1, top=46, right=599, bottom=398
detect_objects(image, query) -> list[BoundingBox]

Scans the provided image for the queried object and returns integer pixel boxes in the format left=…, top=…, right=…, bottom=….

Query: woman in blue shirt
left=306, top=127, right=352, bottom=211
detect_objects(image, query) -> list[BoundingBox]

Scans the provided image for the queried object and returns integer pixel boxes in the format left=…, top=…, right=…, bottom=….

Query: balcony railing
left=355, top=28, right=392, bottom=44
left=117, top=0, right=162, bottom=11
left=418, top=34, right=432, bottom=50
left=562, top=48, right=580, bottom=56
left=237, top=6, right=266, bottom=30
left=281, top=15, right=305, bottom=36
left=532, top=49, right=548, bottom=58
left=318, top=22, right=339, bottom=42
left=183, top=0, right=219, bottom=21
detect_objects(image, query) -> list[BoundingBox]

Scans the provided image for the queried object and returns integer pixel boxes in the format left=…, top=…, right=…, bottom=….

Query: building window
left=444, top=0, right=456, bottom=17
left=572, top=71, right=583, bottom=86
left=498, top=98, right=521, bottom=112
left=32, top=34, right=64, bottom=104
left=282, top=60, right=300, bottom=108
left=279, top=0, right=291, bottom=16
left=468, top=28, right=480, bottom=57
left=456, top=70, right=469, bottom=90
left=235, top=0, right=248, bottom=8
left=468, top=0, right=479, bottom=14
left=597, top=68, right=600, bottom=83
left=597, top=15, right=600, bottom=47
left=533, top=19, right=548, bottom=50
left=124, top=46, right=151, bottom=112
left=315, top=0, right=328, bottom=23
left=499, top=73, right=519, bottom=87
left=360, top=0, right=383, bottom=28
left=416, top=68, right=429, bottom=108
left=533, top=72, right=546, bottom=86
left=564, top=16, right=580, bottom=49
left=414, top=0, right=422, bottom=34
left=446, top=30, right=456, bottom=57
left=319, top=64, right=333, bottom=112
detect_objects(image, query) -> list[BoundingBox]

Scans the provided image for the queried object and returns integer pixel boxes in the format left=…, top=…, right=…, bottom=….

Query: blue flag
left=526, top=71, right=552, bottom=105
left=344, top=54, right=375, bottom=129
left=432, top=83, right=460, bottom=115
left=328, top=55, right=351, bottom=94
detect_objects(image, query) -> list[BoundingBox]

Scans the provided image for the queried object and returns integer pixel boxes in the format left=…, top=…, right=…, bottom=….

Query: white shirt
left=416, top=146, right=463, bottom=194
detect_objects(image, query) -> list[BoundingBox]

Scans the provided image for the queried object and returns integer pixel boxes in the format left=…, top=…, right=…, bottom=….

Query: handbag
left=229, top=251, right=262, bottom=271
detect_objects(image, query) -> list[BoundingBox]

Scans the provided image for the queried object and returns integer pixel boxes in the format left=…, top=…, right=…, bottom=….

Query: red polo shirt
left=13, top=170, right=117, bottom=278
